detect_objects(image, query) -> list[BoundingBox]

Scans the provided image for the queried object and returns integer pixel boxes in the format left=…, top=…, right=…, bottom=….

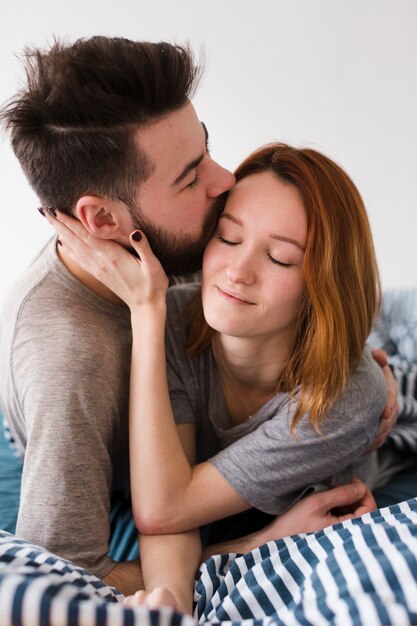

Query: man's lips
left=216, top=286, right=255, bottom=305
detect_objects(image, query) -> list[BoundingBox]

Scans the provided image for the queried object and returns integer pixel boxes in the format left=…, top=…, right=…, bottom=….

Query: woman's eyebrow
left=221, top=213, right=305, bottom=250
left=269, top=234, right=305, bottom=251
left=220, top=213, right=242, bottom=225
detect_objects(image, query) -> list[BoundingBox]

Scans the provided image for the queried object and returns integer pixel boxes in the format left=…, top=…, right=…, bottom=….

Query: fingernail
left=57, top=239, right=63, bottom=247
left=38, top=207, right=45, bottom=216
left=47, top=208, right=57, bottom=218
left=131, top=231, right=142, bottom=242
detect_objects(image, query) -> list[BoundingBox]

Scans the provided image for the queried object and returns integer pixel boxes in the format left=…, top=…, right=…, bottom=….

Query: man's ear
left=74, top=196, right=123, bottom=239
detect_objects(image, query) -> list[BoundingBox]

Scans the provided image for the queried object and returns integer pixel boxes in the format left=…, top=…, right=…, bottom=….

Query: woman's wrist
left=129, top=298, right=167, bottom=322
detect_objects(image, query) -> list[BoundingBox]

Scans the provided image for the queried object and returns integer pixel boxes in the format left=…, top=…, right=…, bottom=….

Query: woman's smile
left=215, top=286, right=256, bottom=305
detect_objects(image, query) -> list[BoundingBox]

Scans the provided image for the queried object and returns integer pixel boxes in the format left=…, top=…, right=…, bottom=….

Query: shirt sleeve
left=209, top=347, right=387, bottom=515
left=11, top=300, right=129, bottom=578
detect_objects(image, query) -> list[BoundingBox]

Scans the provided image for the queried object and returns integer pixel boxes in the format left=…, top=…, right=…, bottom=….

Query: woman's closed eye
left=218, top=235, right=293, bottom=268
left=217, top=235, right=239, bottom=246
left=268, top=255, right=293, bottom=268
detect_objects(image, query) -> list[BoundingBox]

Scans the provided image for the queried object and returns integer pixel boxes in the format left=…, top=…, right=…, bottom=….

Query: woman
left=45, top=143, right=390, bottom=613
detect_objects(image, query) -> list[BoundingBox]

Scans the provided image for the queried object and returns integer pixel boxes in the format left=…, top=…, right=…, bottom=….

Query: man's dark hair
left=1, top=37, right=202, bottom=214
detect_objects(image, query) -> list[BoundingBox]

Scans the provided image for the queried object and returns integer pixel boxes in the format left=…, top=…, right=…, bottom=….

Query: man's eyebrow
left=220, top=213, right=305, bottom=251
left=201, top=122, right=209, bottom=149
left=172, top=122, right=208, bottom=187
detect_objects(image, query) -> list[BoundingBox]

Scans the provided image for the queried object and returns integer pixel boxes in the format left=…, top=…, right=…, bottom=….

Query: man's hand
left=249, top=478, right=376, bottom=548
left=202, top=479, right=377, bottom=559
left=369, top=348, right=399, bottom=451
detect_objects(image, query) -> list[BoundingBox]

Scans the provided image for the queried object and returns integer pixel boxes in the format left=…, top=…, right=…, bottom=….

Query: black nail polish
left=47, top=208, right=57, bottom=218
left=38, top=207, right=45, bottom=216
left=131, top=231, right=142, bottom=242
left=57, top=239, right=63, bottom=247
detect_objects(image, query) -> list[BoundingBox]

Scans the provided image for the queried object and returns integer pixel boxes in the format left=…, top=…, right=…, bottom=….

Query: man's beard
left=127, top=195, right=226, bottom=276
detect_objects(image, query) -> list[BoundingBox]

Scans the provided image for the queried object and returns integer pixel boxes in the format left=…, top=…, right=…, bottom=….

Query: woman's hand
left=42, top=209, right=169, bottom=311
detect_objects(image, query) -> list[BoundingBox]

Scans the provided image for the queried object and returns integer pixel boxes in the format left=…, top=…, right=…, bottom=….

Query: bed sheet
left=1, top=498, right=417, bottom=626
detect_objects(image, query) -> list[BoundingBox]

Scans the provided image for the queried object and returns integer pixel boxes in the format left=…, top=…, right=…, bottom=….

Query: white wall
left=1, top=0, right=416, bottom=305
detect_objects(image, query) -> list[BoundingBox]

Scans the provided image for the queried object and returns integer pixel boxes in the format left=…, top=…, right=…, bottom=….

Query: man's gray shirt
left=0, top=239, right=132, bottom=578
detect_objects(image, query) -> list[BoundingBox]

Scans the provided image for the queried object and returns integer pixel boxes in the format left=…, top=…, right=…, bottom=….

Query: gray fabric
left=165, top=284, right=388, bottom=515
left=0, top=238, right=132, bottom=578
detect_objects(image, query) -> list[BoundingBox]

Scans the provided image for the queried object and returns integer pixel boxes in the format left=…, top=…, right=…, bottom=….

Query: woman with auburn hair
left=45, top=143, right=399, bottom=613
left=187, top=144, right=380, bottom=435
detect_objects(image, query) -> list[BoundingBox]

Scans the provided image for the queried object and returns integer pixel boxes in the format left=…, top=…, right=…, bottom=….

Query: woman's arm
left=128, top=305, right=250, bottom=534
left=133, top=426, right=202, bottom=616
left=42, top=213, right=384, bottom=534
left=137, top=531, right=201, bottom=615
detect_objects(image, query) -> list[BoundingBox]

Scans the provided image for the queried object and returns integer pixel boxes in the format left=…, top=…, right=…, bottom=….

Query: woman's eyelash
left=217, top=236, right=292, bottom=267
left=268, top=255, right=292, bottom=268
left=217, top=236, right=237, bottom=245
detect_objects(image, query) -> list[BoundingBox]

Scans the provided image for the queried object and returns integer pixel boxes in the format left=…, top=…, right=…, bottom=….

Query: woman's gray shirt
left=166, top=284, right=387, bottom=515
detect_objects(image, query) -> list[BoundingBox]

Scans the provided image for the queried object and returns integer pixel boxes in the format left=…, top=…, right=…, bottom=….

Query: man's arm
left=103, top=560, right=144, bottom=596
left=12, top=288, right=130, bottom=578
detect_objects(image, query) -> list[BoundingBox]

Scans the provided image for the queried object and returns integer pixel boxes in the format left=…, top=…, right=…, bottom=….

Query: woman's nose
left=226, top=257, right=255, bottom=285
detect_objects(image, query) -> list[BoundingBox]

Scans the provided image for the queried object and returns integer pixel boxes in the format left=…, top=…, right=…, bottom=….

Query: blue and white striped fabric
left=195, top=499, right=417, bottom=625
left=1, top=498, right=417, bottom=625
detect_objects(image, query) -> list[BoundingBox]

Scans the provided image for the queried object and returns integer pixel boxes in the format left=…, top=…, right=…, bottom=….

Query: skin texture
left=39, top=133, right=398, bottom=610
left=58, top=101, right=236, bottom=294
left=43, top=200, right=396, bottom=614
left=49, top=103, right=235, bottom=597
left=202, top=173, right=307, bottom=343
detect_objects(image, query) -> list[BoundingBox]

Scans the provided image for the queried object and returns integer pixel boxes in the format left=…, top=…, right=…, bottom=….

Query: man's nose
left=207, top=161, right=235, bottom=198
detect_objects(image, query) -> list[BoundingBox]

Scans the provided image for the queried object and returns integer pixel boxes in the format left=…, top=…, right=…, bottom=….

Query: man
left=0, top=36, right=396, bottom=597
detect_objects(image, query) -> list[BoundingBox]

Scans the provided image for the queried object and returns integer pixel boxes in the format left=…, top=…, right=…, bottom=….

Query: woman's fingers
left=40, top=207, right=111, bottom=269
left=48, top=209, right=94, bottom=242
left=39, top=208, right=169, bottom=306
left=129, top=230, right=165, bottom=276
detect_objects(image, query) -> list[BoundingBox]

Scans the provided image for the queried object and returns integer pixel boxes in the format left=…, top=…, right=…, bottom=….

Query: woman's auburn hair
left=186, top=143, right=381, bottom=432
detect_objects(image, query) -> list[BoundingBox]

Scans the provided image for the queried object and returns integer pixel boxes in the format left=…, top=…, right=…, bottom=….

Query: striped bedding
left=1, top=498, right=417, bottom=626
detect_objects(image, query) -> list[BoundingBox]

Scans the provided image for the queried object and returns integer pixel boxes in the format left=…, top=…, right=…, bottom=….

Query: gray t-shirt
left=165, top=284, right=387, bottom=515
left=0, top=238, right=132, bottom=578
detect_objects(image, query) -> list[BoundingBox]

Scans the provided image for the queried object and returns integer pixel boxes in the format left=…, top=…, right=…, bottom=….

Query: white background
left=1, top=0, right=416, bottom=306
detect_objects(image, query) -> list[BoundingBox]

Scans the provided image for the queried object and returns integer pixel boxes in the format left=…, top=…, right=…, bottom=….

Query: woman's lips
left=216, top=286, right=255, bottom=305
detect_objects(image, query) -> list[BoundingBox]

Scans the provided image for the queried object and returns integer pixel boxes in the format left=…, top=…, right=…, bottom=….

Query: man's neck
left=57, top=242, right=124, bottom=306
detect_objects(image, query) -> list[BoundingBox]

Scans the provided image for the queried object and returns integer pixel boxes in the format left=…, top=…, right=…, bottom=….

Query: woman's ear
left=74, top=196, right=122, bottom=238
